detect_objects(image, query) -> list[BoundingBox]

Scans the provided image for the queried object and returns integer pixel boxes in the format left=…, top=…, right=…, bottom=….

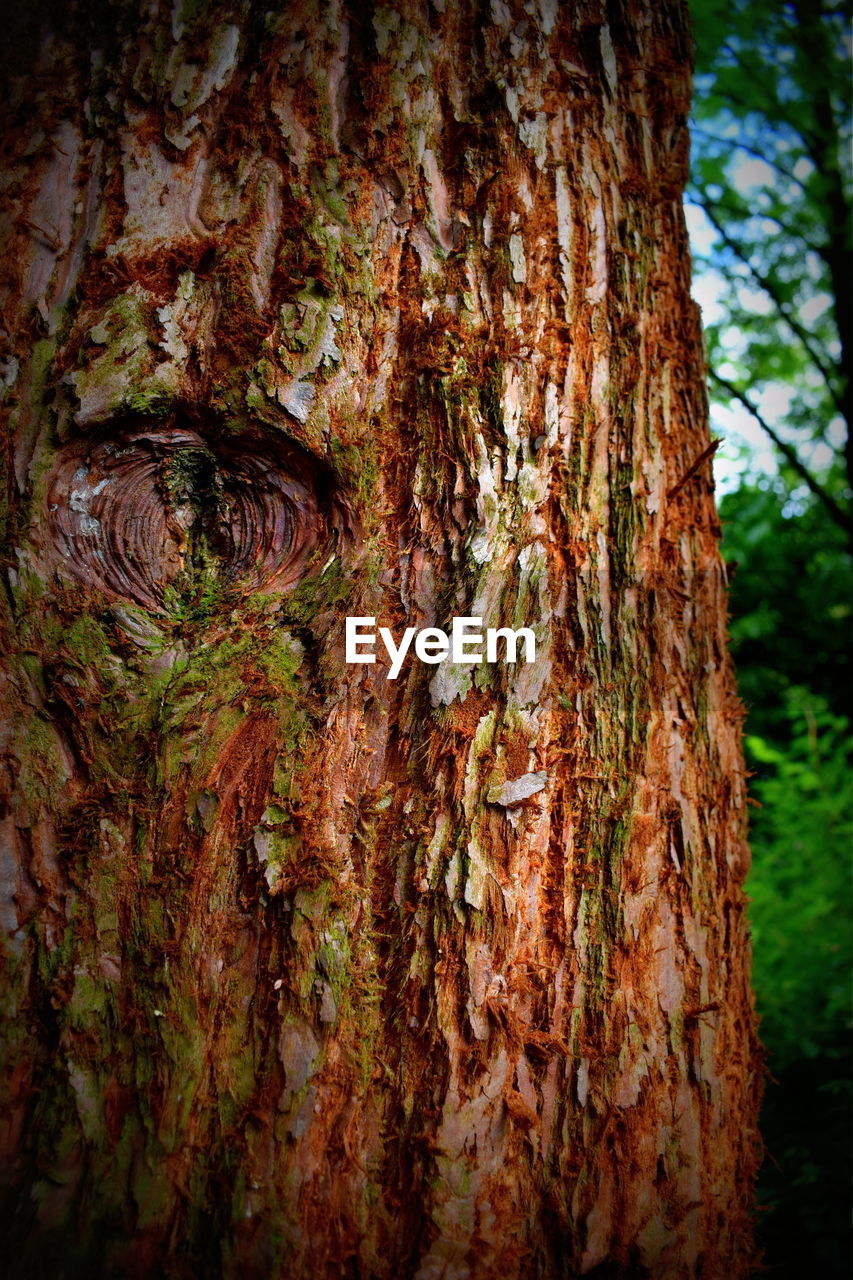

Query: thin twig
left=667, top=440, right=721, bottom=500
left=701, top=204, right=841, bottom=409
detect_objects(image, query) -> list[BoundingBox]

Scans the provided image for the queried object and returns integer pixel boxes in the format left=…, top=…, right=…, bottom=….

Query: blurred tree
left=720, top=480, right=852, bottom=731
left=720, top=482, right=852, bottom=1279
left=688, top=3, right=852, bottom=1275
left=720, top=481, right=851, bottom=1061
left=689, top=0, right=852, bottom=536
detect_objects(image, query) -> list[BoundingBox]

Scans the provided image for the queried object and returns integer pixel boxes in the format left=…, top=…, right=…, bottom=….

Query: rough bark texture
left=0, top=3, right=761, bottom=1277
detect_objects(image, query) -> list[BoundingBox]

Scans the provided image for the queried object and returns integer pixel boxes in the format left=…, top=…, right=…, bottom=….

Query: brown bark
left=0, top=3, right=761, bottom=1277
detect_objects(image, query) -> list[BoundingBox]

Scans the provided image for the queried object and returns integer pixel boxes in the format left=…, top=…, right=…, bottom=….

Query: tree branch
left=709, top=369, right=852, bottom=538
left=714, top=41, right=823, bottom=152
left=690, top=127, right=808, bottom=194
left=701, top=202, right=844, bottom=414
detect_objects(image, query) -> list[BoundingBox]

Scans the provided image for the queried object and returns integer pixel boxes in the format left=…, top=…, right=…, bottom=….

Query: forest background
left=689, top=0, right=851, bottom=1274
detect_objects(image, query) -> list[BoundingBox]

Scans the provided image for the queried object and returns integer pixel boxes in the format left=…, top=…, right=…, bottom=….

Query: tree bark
left=0, top=3, right=761, bottom=1277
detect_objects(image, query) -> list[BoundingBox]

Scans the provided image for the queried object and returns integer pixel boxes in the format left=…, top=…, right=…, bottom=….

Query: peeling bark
left=0, top=3, right=761, bottom=1278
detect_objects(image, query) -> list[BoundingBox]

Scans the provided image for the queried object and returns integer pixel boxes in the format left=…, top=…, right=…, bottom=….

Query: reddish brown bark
left=0, top=3, right=761, bottom=1277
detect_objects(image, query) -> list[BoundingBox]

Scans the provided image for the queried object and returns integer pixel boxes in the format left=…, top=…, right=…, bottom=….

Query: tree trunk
left=0, top=3, right=761, bottom=1277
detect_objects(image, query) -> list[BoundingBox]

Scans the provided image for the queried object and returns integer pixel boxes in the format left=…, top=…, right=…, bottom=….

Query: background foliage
left=689, top=1, right=852, bottom=1273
